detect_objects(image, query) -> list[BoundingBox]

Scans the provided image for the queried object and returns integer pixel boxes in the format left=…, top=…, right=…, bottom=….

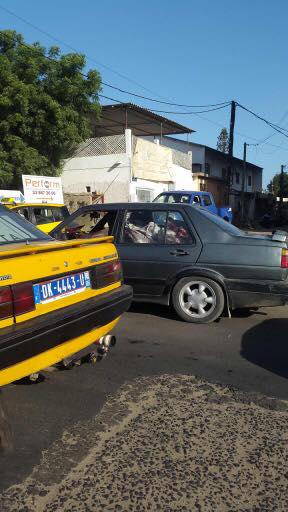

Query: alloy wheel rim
left=179, top=281, right=216, bottom=318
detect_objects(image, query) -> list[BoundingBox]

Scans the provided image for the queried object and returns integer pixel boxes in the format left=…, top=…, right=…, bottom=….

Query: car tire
left=171, top=276, right=225, bottom=323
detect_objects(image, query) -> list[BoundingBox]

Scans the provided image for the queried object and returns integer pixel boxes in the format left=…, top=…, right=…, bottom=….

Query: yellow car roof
left=9, top=203, right=65, bottom=208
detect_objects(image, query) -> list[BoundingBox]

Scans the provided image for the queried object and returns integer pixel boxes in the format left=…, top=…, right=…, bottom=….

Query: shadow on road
left=129, top=302, right=267, bottom=322
left=241, top=319, right=288, bottom=379
left=232, top=308, right=267, bottom=318
left=129, top=302, right=179, bottom=320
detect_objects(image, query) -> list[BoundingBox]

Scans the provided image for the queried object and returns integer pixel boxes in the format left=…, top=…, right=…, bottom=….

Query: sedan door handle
left=169, top=249, right=190, bottom=256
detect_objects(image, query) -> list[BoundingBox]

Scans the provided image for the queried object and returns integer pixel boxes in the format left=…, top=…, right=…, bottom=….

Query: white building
left=156, top=137, right=263, bottom=218
left=62, top=104, right=194, bottom=203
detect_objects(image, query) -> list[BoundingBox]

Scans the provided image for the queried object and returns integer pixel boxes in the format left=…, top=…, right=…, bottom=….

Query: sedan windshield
left=0, top=208, right=52, bottom=245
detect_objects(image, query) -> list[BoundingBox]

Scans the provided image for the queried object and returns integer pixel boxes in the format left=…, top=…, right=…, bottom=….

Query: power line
left=99, top=95, right=230, bottom=115
left=101, top=83, right=230, bottom=108
left=2, top=19, right=288, bottom=155
left=0, top=4, right=162, bottom=99
left=100, top=93, right=288, bottom=152
left=0, top=32, right=231, bottom=122
left=236, top=102, right=288, bottom=138
left=0, top=4, right=230, bottom=109
left=253, top=110, right=288, bottom=146
left=145, top=104, right=231, bottom=115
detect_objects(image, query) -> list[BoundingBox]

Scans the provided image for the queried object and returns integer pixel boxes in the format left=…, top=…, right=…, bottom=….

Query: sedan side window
left=166, top=211, right=194, bottom=245
left=121, top=210, right=194, bottom=245
left=122, top=210, right=167, bottom=244
left=179, top=195, right=190, bottom=203
left=192, top=195, right=201, bottom=205
left=54, top=210, right=118, bottom=240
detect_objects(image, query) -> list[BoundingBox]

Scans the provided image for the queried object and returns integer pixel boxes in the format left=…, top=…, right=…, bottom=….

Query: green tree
left=0, top=30, right=101, bottom=188
left=267, top=171, right=288, bottom=196
left=216, top=127, right=229, bottom=153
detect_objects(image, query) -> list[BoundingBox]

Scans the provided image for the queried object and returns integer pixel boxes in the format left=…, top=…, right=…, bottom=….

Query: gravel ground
left=0, top=374, right=287, bottom=512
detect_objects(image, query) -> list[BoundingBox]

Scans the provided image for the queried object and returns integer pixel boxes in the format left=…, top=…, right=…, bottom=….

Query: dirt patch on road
left=1, top=375, right=287, bottom=511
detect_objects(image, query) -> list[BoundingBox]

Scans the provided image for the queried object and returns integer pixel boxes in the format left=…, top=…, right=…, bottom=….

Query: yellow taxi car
left=0, top=205, right=132, bottom=386
left=8, top=202, right=69, bottom=233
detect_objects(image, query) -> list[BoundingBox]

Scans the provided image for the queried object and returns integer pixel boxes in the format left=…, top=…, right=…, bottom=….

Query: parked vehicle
left=50, top=203, right=288, bottom=324
left=153, top=191, right=233, bottom=223
left=7, top=202, right=69, bottom=233
left=0, top=205, right=132, bottom=386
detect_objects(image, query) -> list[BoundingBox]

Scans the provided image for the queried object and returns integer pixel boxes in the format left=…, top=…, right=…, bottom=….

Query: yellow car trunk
left=0, top=236, right=132, bottom=385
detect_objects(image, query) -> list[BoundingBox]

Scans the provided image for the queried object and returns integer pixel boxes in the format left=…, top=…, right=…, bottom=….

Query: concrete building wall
left=62, top=152, right=131, bottom=203
left=171, top=164, right=194, bottom=190
left=202, top=149, right=262, bottom=193
left=62, top=131, right=197, bottom=204
left=131, top=137, right=193, bottom=200
left=129, top=178, right=169, bottom=202
left=132, top=137, right=174, bottom=183
left=252, top=169, right=263, bottom=192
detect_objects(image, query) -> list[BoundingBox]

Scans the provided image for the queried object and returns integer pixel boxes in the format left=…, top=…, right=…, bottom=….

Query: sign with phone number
left=22, top=175, right=64, bottom=204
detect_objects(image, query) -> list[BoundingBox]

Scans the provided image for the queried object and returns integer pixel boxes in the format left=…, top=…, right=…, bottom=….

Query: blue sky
left=1, top=0, right=288, bottom=186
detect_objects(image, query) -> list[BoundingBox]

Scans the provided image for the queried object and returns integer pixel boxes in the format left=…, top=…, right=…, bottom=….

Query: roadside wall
left=62, top=154, right=130, bottom=202
left=63, top=192, right=92, bottom=212
left=61, top=132, right=132, bottom=203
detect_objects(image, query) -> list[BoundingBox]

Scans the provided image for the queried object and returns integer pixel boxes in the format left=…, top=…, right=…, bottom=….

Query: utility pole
left=278, top=164, right=286, bottom=220
left=226, top=101, right=236, bottom=203
left=240, top=142, right=247, bottom=223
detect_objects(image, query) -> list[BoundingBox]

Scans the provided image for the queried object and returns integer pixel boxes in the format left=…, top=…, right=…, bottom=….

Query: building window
left=222, top=168, right=227, bottom=178
left=192, top=163, right=202, bottom=173
left=86, top=186, right=91, bottom=193
left=136, top=188, right=152, bottom=202
left=248, top=175, right=252, bottom=187
left=205, top=163, right=211, bottom=175
left=235, top=172, right=240, bottom=184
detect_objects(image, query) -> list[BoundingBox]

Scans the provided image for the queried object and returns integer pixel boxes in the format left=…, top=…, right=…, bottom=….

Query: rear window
left=33, top=206, right=69, bottom=224
left=199, top=209, right=241, bottom=236
left=203, top=195, right=212, bottom=206
left=154, top=193, right=191, bottom=204
left=0, top=209, right=51, bottom=245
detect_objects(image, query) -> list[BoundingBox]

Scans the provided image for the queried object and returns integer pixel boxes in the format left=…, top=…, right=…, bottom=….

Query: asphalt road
left=0, top=303, right=288, bottom=510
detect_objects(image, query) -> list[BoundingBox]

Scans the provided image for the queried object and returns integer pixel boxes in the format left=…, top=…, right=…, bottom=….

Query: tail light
left=281, top=248, right=288, bottom=268
left=0, top=286, right=13, bottom=320
left=12, top=283, right=35, bottom=316
left=95, top=260, right=123, bottom=289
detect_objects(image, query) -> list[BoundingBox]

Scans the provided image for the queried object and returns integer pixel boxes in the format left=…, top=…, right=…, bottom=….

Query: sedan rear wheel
left=172, top=277, right=225, bottom=323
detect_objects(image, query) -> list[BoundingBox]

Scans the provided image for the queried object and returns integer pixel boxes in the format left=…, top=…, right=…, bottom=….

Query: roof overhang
left=92, top=103, right=194, bottom=137
left=204, top=146, right=263, bottom=171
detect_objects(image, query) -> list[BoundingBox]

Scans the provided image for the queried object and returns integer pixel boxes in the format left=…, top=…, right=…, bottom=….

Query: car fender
left=218, top=207, right=233, bottom=223
left=164, top=266, right=232, bottom=309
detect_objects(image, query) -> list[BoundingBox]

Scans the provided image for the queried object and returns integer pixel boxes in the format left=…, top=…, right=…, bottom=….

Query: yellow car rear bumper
left=0, top=317, right=119, bottom=386
left=0, top=285, right=132, bottom=386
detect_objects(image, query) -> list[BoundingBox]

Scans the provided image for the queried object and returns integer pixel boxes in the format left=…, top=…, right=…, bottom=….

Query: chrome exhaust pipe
left=100, top=335, right=116, bottom=348
left=94, top=335, right=116, bottom=361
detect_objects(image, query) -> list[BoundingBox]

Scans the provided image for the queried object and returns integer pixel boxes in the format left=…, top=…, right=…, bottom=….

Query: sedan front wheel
left=172, top=277, right=225, bottom=323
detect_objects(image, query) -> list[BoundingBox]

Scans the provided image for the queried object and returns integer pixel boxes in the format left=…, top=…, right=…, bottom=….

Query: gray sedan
left=51, top=203, right=288, bottom=323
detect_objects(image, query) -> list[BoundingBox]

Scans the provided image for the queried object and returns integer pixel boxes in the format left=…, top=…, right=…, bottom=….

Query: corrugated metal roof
left=91, top=103, right=194, bottom=137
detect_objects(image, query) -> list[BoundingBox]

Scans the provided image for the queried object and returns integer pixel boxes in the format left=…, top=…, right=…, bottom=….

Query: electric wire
left=2, top=20, right=288, bottom=154
left=0, top=4, right=230, bottom=109
left=236, top=103, right=288, bottom=138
